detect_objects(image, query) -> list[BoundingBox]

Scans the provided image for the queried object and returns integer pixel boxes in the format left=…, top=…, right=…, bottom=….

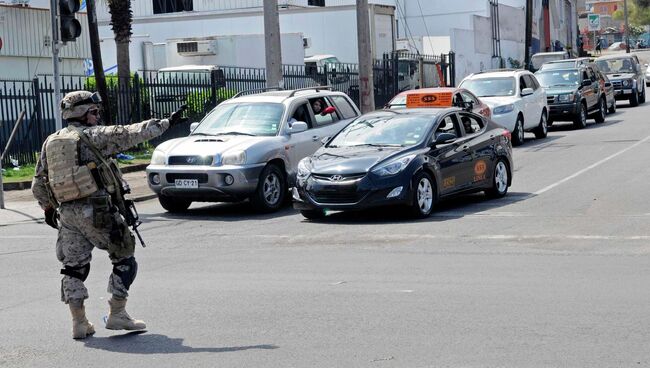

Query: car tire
left=630, top=88, right=639, bottom=107
left=640, top=85, right=646, bottom=104
left=408, top=171, right=436, bottom=218
left=573, top=102, right=587, bottom=129
left=534, top=110, right=548, bottom=139
left=608, top=100, right=616, bottom=114
left=594, top=97, right=606, bottom=123
left=158, top=195, right=192, bottom=213
left=301, top=209, right=326, bottom=220
left=512, top=115, right=525, bottom=146
left=250, top=164, right=287, bottom=213
left=485, top=159, right=510, bottom=199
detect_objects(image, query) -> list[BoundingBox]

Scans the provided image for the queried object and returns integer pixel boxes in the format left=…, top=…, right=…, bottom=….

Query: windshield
left=460, top=77, right=516, bottom=97
left=192, top=103, right=285, bottom=136
left=386, top=95, right=407, bottom=109
left=328, top=115, right=434, bottom=148
left=532, top=54, right=567, bottom=69
left=535, top=70, right=579, bottom=87
left=541, top=61, right=577, bottom=70
left=595, top=58, right=636, bottom=74
left=157, top=71, right=211, bottom=83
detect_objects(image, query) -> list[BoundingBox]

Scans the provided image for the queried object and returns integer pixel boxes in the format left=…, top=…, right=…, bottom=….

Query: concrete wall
left=97, top=5, right=394, bottom=72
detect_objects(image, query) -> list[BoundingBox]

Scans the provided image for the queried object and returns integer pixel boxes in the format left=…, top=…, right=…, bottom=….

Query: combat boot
left=105, top=297, right=146, bottom=330
left=69, top=303, right=95, bottom=339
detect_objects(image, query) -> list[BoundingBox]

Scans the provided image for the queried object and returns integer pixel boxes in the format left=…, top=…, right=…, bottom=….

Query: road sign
left=588, top=14, right=601, bottom=32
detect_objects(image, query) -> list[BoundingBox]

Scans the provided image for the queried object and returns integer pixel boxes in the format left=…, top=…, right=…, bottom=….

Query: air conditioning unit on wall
left=177, top=41, right=217, bottom=56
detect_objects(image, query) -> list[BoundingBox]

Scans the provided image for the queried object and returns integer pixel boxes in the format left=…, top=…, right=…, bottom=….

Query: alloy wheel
left=495, top=161, right=508, bottom=194
left=263, top=173, right=281, bottom=205
left=416, top=178, right=433, bottom=214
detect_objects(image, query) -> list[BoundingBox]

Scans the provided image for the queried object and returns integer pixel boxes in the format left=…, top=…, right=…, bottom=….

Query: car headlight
left=221, top=150, right=246, bottom=165
left=622, top=79, right=632, bottom=87
left=372, top=154, right=416, bottom=177
left=150, top=150, right=166, bottom=165
left=297, top=158, right=312, bottom=180
left=492, top=104, right=515, bottom=115
left=558, top=93, right=575, bottom=102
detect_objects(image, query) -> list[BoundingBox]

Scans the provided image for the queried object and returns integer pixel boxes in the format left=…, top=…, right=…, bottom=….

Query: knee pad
left=112, top=256, right=138, bottom=290
left=61, top=263, right=91, bottom=282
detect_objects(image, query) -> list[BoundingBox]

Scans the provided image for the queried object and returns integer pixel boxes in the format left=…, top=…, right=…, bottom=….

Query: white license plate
left=174, top=179, right=198, bottom=189
left=623, top=89, right=633, bottom=94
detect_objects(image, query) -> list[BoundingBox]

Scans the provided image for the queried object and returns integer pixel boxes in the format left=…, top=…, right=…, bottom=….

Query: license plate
left=174, top=179, right=198, bottom=188
left=623, top=89, right=633, bottom=94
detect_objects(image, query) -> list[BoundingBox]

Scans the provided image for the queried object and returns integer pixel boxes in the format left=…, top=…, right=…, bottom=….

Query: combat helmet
left=60, top=91, right=101, bottom=120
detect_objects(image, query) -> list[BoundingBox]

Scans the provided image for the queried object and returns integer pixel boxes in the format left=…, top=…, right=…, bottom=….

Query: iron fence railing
left=0, top=52, right=454, bottom=166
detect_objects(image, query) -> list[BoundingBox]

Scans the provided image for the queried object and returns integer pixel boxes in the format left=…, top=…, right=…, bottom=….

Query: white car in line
left=459, top=69, right=549, bottom=146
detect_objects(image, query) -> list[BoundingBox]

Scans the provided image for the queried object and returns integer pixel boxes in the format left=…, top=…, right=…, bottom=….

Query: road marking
left=534, top=133, right=650, bottom=195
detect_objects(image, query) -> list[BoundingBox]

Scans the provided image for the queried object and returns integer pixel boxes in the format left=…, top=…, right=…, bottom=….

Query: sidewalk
left=0, top=169, right=156, bottom=226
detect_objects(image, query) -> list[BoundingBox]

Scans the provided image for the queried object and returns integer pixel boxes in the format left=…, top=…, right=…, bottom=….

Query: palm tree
left=106, top=0, right=132, bottom=121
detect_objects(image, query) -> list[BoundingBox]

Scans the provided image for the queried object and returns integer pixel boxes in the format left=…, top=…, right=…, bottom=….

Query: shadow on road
left=546, top=118, right=623, bottom=132
left=303, top=191, right=533, bottom=225
left=140, top=200, right=297, bottom=223
left=83, top=331, right=278, bottom=354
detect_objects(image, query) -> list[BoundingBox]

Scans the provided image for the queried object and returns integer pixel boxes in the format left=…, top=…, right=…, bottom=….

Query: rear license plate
left=174, top=179, right=198, bottom=188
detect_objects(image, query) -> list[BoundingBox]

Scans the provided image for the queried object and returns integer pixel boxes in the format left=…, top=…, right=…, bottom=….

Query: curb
left=2, top=163, right=149, bottom=192
left=131, top=193, right=157, bottom=202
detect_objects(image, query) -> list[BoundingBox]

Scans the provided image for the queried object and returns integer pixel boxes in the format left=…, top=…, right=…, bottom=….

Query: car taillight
left=502, top=130, right=512, bottom=141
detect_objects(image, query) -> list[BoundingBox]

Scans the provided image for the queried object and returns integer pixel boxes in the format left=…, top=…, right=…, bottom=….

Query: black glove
left=44, top=207, right=58, bottom=229
left=169, top=104, right=189, bottom=126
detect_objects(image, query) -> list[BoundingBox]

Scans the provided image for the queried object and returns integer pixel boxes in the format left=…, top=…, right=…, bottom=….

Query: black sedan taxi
left=292, top=108, right=513, bottom=219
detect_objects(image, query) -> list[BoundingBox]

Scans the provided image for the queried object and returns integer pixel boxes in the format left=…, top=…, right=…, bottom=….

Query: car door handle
left=312, top=135, right=320, bottom=142
left=461, top=145, right=470, bottom=152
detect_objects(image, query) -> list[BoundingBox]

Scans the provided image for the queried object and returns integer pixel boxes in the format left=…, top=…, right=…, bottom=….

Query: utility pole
left=356, top=0, right=375, bottom=113
left=624, top=0, right=630, bottom=53
left=49, top=0, right=63, bottom=130
left=524, top=0, right=532, bottom=70
left=86, top=0, right=112, bottom=124
left=263, top=0, right=283, bottom=88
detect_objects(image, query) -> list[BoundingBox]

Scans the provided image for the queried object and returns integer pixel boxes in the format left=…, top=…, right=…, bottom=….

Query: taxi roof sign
left=405, top=92, right=454, bottom=108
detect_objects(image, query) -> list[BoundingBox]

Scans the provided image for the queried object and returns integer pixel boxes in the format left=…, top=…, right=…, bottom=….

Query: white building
left=0, top=4, right=91, bottom=80
left=94, top=0, right=396, bottom=72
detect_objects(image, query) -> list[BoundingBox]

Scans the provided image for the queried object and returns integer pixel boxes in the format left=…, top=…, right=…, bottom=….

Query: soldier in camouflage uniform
left=32, top=91, right=186, bottom=339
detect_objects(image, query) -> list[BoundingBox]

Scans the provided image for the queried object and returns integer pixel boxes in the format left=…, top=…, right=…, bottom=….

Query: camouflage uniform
left=32, top=107, right=169, bottom=304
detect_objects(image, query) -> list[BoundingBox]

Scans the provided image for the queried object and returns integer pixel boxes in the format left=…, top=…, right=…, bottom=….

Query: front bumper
left=292, top=172, right=412, bottom=212
left=548, top=102, right=579, bottom=120
left=146, top=163, right=266, bottom=202
left=489, top=111, right=517, bottom=131
left=613, top=87, right=635, bottom=99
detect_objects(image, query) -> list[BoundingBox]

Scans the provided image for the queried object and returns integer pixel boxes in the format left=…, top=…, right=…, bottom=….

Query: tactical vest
left=45, top=128, right=99, bottom=202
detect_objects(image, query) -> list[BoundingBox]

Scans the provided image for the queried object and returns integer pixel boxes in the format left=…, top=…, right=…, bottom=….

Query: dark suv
left=595, top=54, right=646, bottom=106
left=535, top=64, right=607, bottom=129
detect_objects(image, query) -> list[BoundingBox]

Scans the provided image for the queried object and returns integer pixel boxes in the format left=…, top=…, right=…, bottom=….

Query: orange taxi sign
left=405, top=92, right=453, bottom=108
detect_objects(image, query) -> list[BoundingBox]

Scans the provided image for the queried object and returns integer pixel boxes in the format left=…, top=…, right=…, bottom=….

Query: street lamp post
left=624, top=0, right=630, bottom=53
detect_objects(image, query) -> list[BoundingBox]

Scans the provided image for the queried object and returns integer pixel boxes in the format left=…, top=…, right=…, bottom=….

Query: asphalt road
left=2, top=98, right=650, bottom=367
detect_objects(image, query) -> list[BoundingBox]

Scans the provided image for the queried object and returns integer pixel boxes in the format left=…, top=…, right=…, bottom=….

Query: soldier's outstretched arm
left=85, top=118, right=170, bottom=157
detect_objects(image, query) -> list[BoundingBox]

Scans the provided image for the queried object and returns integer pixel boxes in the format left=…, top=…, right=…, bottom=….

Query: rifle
left=75, top=130, right=147, bottom=248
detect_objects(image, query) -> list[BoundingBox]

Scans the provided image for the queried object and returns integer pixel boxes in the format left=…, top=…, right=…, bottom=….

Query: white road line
left=534, top=133, right=650, bottom=195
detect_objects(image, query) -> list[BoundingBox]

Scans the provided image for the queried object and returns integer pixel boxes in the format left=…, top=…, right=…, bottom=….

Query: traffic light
left=59, top=0, right=81, bottom=42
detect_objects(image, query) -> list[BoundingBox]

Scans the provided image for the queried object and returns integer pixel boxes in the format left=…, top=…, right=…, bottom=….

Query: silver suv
left=146, top=87, right=361, bottom=212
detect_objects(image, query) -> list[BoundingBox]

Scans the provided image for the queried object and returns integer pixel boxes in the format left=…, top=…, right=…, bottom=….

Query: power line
left=395, top=0, right=420, bottom=54
left=415, top=0, right=434, bottom=55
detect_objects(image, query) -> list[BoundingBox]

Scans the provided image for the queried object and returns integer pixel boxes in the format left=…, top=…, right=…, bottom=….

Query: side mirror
left=433, top=132, right=457, bottom=145
left=521, top=88, right=534, bottom=96
left=190, top=122, right=199, bottom=133
left=581, top=79, right=592, bottom=87
left=288, top=121, right=308, bottom=134
left=321, top=106, right=336, bottom=115
left=320, top=136, right=331, bottom=145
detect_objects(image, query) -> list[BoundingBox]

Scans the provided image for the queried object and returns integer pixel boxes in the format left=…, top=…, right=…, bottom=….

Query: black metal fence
left=1, top=51, right=455, bottom=167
